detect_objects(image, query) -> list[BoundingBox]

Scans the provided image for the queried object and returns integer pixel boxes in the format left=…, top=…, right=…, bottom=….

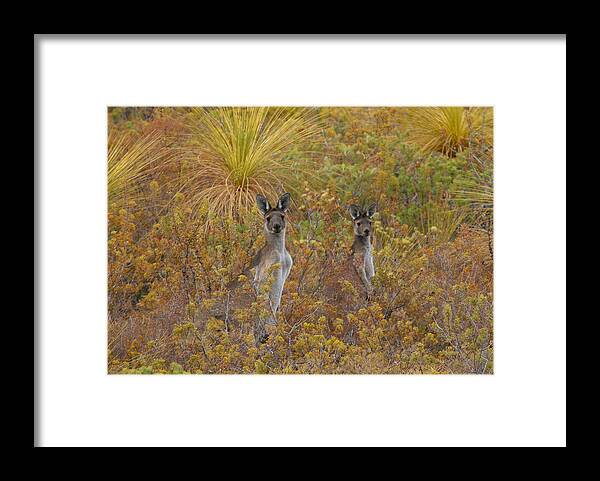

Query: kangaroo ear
left=277, top=192, right=291, bottom=212
left=366, top=203, right=378, bottom=218
left=256, top=194, right=271, bottom=214
left=348, top=204, right=361, bottom=220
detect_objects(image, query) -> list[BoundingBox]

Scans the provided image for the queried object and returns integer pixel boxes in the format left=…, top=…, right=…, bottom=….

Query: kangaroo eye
left=266, top=216, right=271, bottom=221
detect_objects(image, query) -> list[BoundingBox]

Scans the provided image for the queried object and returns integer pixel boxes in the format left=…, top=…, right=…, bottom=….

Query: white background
left=36, top=35, right=566, bottom=447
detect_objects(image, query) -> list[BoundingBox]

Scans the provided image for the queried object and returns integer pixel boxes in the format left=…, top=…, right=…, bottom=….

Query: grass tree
left=179, top=107, right=321, bottom=220
left=406, top=107, right=493, bottom=157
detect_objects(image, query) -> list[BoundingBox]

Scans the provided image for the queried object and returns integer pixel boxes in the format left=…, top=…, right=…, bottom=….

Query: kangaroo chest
left=254, top=241, right=292, bottom=285
left=260, top=249, right=289, bottom=268
left=351, top=236, right=375, bottom=280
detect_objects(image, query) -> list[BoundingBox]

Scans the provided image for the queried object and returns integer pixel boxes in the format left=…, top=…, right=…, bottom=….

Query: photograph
left=107, top=106, right=494, bottom=375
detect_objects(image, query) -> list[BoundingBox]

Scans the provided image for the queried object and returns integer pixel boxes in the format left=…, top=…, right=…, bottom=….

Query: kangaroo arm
left=352, top=253, right=372, bottom=296
left=251, top=247, right=263, bottom=268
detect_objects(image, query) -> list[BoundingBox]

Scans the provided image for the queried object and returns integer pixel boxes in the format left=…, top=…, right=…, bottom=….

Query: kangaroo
left=318, top=202, right=378, bottom=344
left=348, top=203, right=377, bottom=300
left=252, top=192, right=293, bottom=343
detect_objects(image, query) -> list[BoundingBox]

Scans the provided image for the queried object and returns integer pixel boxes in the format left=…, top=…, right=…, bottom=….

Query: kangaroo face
left=265, top=210, right=286, bottom=234
left=256, top=192, right=291, bottom=235
left=349, top=203, right=377, bottom=237
left=353, top=215, right=372, bottom=237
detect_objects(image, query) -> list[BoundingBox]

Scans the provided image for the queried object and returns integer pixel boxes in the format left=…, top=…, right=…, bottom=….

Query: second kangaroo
left=253, top=192, right=293, bottom=342
left=348, top=203, right=377, bottom=300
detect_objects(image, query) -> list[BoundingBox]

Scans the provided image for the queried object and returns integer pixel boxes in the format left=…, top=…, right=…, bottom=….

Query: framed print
left=35, top=35, right=566, bottom=447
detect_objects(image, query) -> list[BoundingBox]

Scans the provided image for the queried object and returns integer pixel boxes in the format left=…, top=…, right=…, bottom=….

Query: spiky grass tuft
left=419, top=202, right=467, bottom=244
left=108, top=130, right=174, bottom=204
left=407, top=107, right=493, bottom=157
left=179, top=107, right=321, bottom=219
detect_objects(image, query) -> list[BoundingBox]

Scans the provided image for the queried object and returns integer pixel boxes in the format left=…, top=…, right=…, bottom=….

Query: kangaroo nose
left=364, top=228, right=370, bottom=235
left=273, top=224, right=281, bottom=232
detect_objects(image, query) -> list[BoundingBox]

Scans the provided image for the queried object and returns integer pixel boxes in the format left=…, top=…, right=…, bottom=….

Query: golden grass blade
left=108, top=130, right=176, bottom=204
left=419, top=202, right=467, bottom=244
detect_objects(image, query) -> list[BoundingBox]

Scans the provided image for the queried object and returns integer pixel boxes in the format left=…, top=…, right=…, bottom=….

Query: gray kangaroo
left=348, top=203, right=377, bottom=300
left=253, top=192, right=293, bottom=342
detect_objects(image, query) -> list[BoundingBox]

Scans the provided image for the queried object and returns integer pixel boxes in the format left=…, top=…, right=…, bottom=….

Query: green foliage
left=318, top=160, right=379, bottom=205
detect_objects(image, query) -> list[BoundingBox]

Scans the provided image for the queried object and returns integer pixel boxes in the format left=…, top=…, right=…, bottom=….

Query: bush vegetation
left=107, top=106, right=493, bottom=374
